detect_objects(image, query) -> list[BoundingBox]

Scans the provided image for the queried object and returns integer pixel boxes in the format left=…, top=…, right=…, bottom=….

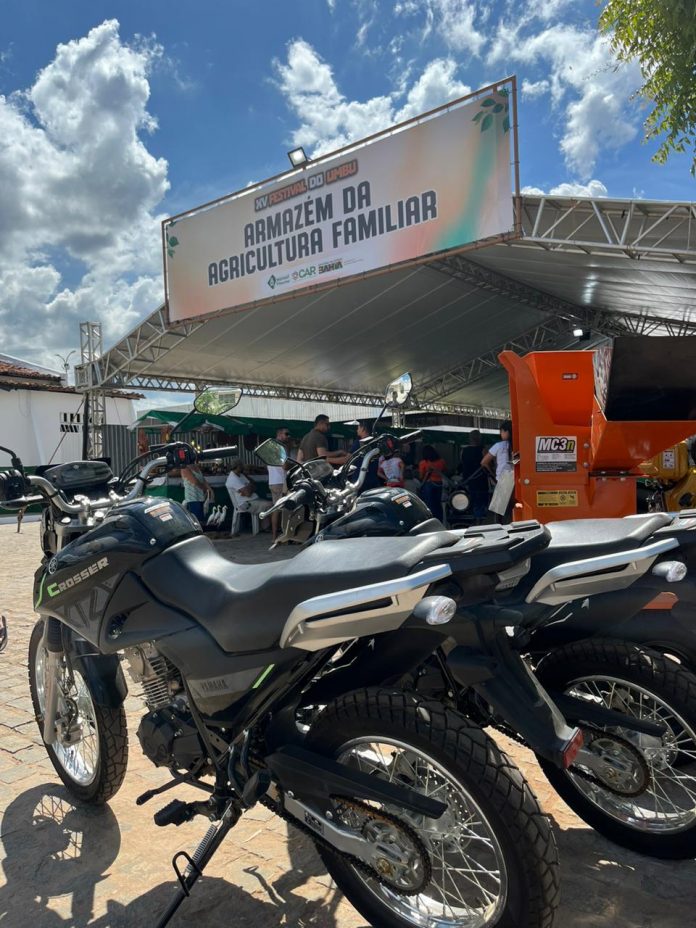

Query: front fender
left=66, top=632, right=128, bottom=708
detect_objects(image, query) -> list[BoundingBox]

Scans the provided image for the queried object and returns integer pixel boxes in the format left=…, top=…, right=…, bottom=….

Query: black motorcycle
left=0, top=391, right=573, bottom=928
left=254, top=381, right=696, bottom=860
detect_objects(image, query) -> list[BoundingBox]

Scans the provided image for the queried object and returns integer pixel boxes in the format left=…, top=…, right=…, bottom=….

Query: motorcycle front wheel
left=536, top=638, right=696, bottom=859
left=28, top=619, right=128, bottom=804
left=307, top=689, right=560, bottom=928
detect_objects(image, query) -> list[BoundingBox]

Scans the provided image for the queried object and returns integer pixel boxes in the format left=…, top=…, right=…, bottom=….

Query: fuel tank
left=33, top=497, right=200, bottom=645
left=316, top=487, right=441, bottom=541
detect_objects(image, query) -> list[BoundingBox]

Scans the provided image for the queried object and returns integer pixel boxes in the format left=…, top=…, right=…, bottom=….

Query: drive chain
left=260, top=793, right=432, bottom=895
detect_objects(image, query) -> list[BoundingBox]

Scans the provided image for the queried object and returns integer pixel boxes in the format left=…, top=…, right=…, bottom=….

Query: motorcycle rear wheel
left=307, top=688, right=560, bottom=928
left=536, top=638, right=696, bottom=859
left=28, top=619, right=128, bottom=804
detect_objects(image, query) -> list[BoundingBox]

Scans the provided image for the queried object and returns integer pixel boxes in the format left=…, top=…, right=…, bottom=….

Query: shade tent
left=78, top=193, right=696, bottom=427
left=132, top=409, right=497, bottom=447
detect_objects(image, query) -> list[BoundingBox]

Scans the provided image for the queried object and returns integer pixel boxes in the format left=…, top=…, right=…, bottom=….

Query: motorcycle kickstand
left=154, top=800, right=241, bottom=928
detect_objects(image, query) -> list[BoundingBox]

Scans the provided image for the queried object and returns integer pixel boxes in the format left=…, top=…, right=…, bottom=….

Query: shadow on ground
left=0, top=784, right=349, bottom=928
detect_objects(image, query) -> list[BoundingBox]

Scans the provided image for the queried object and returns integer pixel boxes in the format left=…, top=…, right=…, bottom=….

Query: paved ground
left=1, top=522, right=694, bottom=927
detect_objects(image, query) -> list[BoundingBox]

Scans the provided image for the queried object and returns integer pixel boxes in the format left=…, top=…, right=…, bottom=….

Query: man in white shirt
left=267, top=426, right=291, bottom=543
left=225, top=459, right=271, bottom=535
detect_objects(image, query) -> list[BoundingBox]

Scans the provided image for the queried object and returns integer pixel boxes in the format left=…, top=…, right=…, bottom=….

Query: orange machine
left=501, top=336, right=696, bottom=522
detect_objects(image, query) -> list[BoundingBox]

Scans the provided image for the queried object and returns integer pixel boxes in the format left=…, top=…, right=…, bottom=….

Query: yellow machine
left=640, top=440, right=696, bottom=512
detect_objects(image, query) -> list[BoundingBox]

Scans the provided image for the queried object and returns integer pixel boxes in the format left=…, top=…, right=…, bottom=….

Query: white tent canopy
left=77, top=194, right=696, bottom=419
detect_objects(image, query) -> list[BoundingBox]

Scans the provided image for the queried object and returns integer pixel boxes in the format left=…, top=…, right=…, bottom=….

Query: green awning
left=132, top=410, right=498, bottom=445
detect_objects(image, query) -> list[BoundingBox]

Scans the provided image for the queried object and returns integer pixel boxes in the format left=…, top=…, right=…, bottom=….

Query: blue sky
left=1, top=0, right=694, bottom=365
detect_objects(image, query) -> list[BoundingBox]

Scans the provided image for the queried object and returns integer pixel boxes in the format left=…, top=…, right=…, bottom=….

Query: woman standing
left=481, top=420, right=514, bottom=523
left=418, top=445, right=447, bottom=522
left=181, top=453, right=214, bottom=524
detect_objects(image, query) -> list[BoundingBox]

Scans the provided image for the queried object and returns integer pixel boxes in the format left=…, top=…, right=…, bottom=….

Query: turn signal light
left=413, top=596, right=457, bottom=626
left=652, top=560, right=688, bottom=583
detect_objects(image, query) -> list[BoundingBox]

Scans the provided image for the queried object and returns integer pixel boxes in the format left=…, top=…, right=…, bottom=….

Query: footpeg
left=154, top=799, right=196, bottom=827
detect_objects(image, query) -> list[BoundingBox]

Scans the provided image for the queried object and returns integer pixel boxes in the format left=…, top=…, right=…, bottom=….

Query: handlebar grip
left=282, top=486, right=311, bottom=510
left=197, top=445, right=238, bottom=460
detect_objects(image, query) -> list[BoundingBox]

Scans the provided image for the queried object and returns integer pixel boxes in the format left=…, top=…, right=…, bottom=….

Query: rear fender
left=65, top=630, right=127, bottom=708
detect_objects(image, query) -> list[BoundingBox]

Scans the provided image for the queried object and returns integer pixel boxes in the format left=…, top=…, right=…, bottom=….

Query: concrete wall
left=0, top=389, right=137, bottom=467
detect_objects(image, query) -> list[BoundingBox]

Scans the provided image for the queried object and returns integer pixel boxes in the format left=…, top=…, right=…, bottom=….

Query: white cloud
left=275, top=40, right=469, bottom=155
left=488, top=23, right=641, bottom=178
left=521, top=179, right=609, bottom=197
left=0, top=20, right=169, bottom=363
left=393, top=1, right=486, bottom=56
left=521, top=78, right=550, bottom=99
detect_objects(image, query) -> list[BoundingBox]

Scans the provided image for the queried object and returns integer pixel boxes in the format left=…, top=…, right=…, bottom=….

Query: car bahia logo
left=267, top=274, right=277, bottom=289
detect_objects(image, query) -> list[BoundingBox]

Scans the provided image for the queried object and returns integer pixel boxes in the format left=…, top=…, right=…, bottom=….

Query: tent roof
left=80, top=194, right=696, bottom=416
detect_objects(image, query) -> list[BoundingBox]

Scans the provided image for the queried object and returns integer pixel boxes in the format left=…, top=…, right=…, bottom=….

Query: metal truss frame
left=79, top=321, right=107, bottom=459
left=520, top=195, right=696, bottom=261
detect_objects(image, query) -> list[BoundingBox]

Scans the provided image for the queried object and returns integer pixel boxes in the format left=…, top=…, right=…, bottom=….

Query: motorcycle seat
left=520, top=513, right=673, bottom=590
left=141, top=532, right=454, bottom=654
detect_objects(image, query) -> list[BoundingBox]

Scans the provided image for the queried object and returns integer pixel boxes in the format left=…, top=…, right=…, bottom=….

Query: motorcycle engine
left=124, top=644, right=205, bottom=772
left=136, top=704, right=204, bottom=770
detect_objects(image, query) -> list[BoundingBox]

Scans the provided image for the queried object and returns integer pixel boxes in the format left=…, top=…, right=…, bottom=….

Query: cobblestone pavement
left=1, top=522, right=694, bottom=927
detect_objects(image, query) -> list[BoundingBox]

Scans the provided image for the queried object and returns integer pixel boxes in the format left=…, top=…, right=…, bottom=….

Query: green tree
left=599, top=0, right=696, bottom=172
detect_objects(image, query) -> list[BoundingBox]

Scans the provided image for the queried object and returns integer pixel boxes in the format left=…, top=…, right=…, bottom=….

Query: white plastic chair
left=230, top=504, right=261, bottom=536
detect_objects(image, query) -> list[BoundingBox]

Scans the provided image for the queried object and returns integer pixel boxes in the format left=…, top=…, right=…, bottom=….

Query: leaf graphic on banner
left=503, top=115, right=510, bottom=133
left=481, top=98, right=495, bottom=107
left=481, top=114, right=493, bottom=132
left=167, top=248, right=174, bottom=258
left=472, top=111, right=484, bottom=123
left=168, top=236, right=179, bottom=247
left=493, top=104, right=504, bottom=113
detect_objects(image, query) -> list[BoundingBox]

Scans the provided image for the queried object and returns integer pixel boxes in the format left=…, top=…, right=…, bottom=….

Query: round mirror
left=255, top=438, right=288, bottom=467
left=385, top=372, right=413, bottom=407
left=450, top=491, right=470, bottom=512
left=194, top=387, right=243, bottom=416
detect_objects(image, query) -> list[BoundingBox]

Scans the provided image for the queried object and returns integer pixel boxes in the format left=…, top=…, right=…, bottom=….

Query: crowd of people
left=179, top=413, right=515, bottom=540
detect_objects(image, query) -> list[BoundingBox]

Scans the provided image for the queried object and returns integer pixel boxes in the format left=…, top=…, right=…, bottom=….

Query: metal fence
left=103, top=424, right=137, bottom=475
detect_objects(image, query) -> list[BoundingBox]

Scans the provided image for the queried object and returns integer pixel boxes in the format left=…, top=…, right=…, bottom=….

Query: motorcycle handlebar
left=260, top=484, right=313, bottom=520
left=197, top=445, right=238, bottom=461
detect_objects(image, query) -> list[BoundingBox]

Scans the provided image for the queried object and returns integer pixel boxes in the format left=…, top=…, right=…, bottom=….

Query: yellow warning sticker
left=536, top=490, right=579, bottom=508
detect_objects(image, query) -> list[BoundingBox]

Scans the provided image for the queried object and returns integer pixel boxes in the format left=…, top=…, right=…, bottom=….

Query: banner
left=164, top=86, right=515, bottom=322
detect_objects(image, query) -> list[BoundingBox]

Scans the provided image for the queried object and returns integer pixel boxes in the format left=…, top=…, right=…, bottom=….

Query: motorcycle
left=0, top=388, right=571, bottom=928
left=255, top=376, right=696, bottom=859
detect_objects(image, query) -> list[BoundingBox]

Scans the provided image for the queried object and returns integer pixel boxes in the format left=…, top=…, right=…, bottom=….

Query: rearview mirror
left=194, top=387, right=243, bottom=417
left=255, top=438, right=288, bottom=467
left=385, top=372, right=412, bottom=408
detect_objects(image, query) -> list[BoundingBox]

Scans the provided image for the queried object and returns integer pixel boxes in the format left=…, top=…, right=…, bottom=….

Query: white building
left=0, top=355, right=139, bottom=468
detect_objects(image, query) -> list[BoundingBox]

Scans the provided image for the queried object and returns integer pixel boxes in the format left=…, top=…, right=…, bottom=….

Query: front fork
left=41, top=617, right=64, bottom=745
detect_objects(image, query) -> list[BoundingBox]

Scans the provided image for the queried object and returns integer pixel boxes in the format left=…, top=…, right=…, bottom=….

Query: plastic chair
left=230, top=505, right=260, bottom=536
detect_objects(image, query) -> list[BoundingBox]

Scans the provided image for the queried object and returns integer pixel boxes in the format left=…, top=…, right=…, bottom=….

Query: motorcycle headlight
left=413, top=596, right=457, bottom=625
left=652, top=560, right=688, bottom=583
